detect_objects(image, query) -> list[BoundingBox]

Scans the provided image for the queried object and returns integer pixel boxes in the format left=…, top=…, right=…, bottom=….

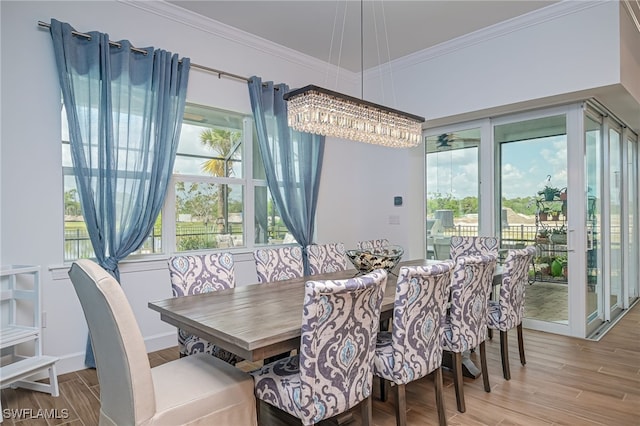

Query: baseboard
left=22, top=332, right=178, bottom=379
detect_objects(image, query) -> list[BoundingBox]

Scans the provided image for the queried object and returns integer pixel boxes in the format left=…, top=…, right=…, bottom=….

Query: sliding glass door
left=607, top=126, right=624, bottom=319
left=424, top=128, right=480, bottom=259
left=496, top=114, right=568, bottom=325
left=424, top=101, right=638, bottom=338
left=584, top=105, right=638, bottom=335
left=626, top=136, right=639, bottom=305
left=585, top=112, right=604, bottom=334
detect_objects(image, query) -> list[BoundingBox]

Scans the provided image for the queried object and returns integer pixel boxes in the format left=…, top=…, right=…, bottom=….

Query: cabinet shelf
left=0, top=356, right=58, bottom=388
left=0, top=265, right=59, bottom=418
left=1, top=325, right=41, bottom=348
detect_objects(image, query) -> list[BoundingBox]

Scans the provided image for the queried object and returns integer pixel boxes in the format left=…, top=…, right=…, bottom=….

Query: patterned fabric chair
left=250, top=269, right=388, bottom=426
left=441, top=254, right=497, bottom=413
left=167, top=253, right=242, bottom=364
left=253, top=246, right=304, bottom=283
left=373, top=262, right=454, bottom=426
left=487, top=246, right=536, bottom=380
left=305, top=242, right=349, bottom=275
left=449, top=236, right=499, bottom=261
left=357, top=238, right=390, bottom=250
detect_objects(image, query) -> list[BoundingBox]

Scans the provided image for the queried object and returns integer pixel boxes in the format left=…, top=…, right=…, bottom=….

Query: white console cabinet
left=0, top=265, right=59, bottom=417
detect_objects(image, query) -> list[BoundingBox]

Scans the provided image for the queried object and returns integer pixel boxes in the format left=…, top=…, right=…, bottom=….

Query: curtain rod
left=37, top=20, right=250, bottom=83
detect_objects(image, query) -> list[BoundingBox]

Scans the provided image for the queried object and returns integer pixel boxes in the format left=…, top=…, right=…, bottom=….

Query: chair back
left=68, top=259, right=155, bottom=425
left=357, top=239, right=390, bottom=250
left=253, top=246, right=304, bottom=283
left=495, top=246, right=536, bottom=328
left=167, top=253, right=237, bottom=357
left=450, top=236, right=499, bottom=261
left=384, top=262, right=453, bottom=384
left=305, top=242, right=348, bottom=275
left=298, top=269, right=387, bottom=424
left=167, top=253, right=236, bottom=297
left=445, top=254, right=497, bottom=352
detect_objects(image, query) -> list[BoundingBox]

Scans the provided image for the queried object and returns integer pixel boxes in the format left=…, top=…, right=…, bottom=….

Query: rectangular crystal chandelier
left=283, top=85, right=425, bottom=148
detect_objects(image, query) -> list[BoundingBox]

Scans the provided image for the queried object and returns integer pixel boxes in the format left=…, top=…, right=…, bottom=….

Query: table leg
left=442, top=350, right=482, bottom=379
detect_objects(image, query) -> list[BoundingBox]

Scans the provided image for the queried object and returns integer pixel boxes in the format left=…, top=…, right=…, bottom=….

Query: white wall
left=620, top=0, right=640, bottom=131
left=368, top=2, right=629, bottom=122
left=2, top=0, right=638, bottom=374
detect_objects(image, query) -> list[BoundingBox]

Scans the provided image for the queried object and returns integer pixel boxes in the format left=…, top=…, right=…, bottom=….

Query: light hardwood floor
left=2, top=302, right=639, bottom=425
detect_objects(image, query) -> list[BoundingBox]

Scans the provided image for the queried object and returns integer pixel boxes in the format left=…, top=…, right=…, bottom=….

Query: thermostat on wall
left=394, top=196, right=403, bottom=206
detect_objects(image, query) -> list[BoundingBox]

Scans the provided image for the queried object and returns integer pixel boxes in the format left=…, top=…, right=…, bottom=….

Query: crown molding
left=623, top=0, right=640, bottom=33
left=366, top=0, right=604, bottom=78
left=120, top=1, right=600, bottom=88
left=118, top=0, right=358, bottom=85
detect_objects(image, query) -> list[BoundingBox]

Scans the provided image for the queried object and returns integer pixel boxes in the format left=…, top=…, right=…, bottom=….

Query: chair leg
left=360, top=395, right=372, bottom=426
left=451, top=351, right=465, bottom=413
left=434, top=367, right=448, bottom=426
left=517, top=323, right=526, bottom=366
left=255, top=398, right=262, bottom=426
left=395, top=383, right=407, bottom=426
left=479, top=341, right=491, bottom=392
left=500, top=330, right=511, bottom=380
left=488, top=327, right=493, bottom=340
left=380, top=377, right=389, bottom=402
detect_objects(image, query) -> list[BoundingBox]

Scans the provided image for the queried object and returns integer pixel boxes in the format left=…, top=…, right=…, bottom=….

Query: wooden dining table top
left=148, top=258, right=502, bottom=362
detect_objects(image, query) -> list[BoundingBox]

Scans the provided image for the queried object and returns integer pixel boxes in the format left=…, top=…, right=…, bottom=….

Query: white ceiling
left=167, top=0, right=560, bottom=72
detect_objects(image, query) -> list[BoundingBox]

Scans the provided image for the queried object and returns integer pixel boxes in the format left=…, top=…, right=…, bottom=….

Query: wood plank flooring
left=2, top=302, right=639, bottom=425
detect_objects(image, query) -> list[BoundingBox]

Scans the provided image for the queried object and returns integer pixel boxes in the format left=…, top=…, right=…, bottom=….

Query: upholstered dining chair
left=167, top=253, right=242, bottom=364
left=253, top=246, right=304, bottom=283
left=441, top=254, right=497, bottom=413
left=250, top=269, right=388, bottom=426
left=68, top=259, right=257, bottom=426
left=305, top=242, right=349, bottom=275
left=357, top=238, right=390, bottom=250
left=449, top=236, right=499, bottom=261
left=373, top=262, right=454, bottom=426
left=487, top=245, right=536, bottom=380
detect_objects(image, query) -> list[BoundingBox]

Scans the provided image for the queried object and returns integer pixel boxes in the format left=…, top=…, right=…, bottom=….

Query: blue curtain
left=248, top=77, right=324, bottom=274
left=49, top=19, right=190, bottom=367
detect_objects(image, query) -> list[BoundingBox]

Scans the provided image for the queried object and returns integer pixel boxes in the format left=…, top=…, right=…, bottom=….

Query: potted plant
left=538, top=185, right=561, bottom=201
left=553, top=254, right=569, bottom=279
left=561, top=256, right=569, bottom=279
left=549, top=204, right=562, bottom=221
left=559, top=187, right=567, bottom=201
left=536, top=228, right=550, bottom=243
left=551, top=257, right=564, bottom=277
left=550, top=225, right=567, bottom=244
left=538, top=207, right=551, bottom=221
left=536, top=255, right=553, bottom=276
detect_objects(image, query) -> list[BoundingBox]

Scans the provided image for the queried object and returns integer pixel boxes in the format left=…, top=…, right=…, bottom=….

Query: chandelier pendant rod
left=360, top=0, right=364, bottom=100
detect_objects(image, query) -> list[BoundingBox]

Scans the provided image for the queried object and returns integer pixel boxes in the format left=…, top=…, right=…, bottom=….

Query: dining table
left=149, top=258, right=502, bottom=372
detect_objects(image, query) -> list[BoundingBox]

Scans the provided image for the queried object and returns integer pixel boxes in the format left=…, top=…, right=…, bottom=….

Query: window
left=170, top=104, right=246, bottom=251
left=425, top=129, right=480, bottom=259
left=63, top=102, right=292, bottom=261
left=62, top=105, right=163, bottom=261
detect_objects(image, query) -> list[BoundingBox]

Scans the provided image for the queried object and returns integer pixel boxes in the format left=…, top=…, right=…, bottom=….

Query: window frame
left=62, top=102, right=292, bottom=263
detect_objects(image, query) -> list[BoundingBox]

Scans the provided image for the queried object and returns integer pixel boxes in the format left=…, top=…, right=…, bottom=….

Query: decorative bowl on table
left=345, top=245, right=404, bottom=275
